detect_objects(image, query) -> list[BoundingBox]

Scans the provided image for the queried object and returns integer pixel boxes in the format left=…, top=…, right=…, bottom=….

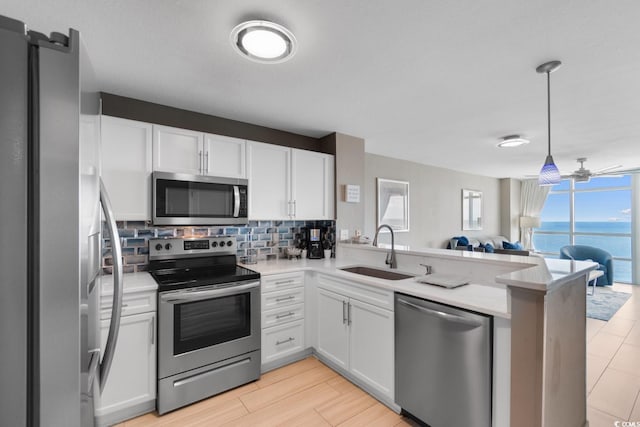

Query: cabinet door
left=247, top=141, right=291, bottom=219
left=96, top=312, right=156, bottom=416
left=291, top=149, right=334, bottom=220
left=316, top=288, right=349, bottom=370
left=100, top=116, right=152, bottom=220
left=152, top=125, right=204, bottom=174
left=204, top=133, right=246, bottom=178
left=349, top=298, right=394, bottom=399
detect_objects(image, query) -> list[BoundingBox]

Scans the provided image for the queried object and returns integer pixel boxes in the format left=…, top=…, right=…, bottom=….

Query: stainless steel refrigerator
left=0, top=15, right=124, bottom=427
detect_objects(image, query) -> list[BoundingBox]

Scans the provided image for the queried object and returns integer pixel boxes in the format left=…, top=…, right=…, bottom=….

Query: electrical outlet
left=340, top=229, right=349, bottom=241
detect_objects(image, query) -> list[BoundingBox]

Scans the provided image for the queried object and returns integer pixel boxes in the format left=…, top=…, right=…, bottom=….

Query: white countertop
left=341, top=243, right=597, bottom=292
left=100, top=271, right=157, bottom=296
left=241, top=257, right=511, bottom=318
left=240, top=244, right=598, bottom=319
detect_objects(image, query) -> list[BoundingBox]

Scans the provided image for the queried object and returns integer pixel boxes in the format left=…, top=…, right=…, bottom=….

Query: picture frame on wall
left=377, top=178, right=409, bottom=231
left=462, top=189, right=482, bottom=230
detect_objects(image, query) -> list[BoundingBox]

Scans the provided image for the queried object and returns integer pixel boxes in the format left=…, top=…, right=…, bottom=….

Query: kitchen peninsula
left=242, top=243, right=596, bottom=427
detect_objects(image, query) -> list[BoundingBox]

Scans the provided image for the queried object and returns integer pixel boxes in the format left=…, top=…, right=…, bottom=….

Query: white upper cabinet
left=247, top=141, right=291, bottom=219
left=152, top=125, right=204, bottom=175
left=152, top=125, right=246, bottom=178
left=291, top=149, right=334, bottom=220
left=203, top=133, right=246, bottom=178
left=247, top=142, right=335, bottom=220
left=100, top=116, right=153, bottom=221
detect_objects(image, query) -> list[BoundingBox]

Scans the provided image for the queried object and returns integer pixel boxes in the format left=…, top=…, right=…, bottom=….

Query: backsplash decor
left=102, top=220, right=336, bottom=274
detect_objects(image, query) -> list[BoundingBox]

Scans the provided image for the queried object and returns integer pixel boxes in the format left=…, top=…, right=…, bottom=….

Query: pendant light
left=537, top=60, right=562, bottom=186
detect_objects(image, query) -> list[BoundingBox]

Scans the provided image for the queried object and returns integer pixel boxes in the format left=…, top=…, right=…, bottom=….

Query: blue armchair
left=559, top=245, right=613, bottom=286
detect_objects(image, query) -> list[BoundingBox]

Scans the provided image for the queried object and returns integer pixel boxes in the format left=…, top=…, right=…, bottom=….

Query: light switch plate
left=340, top=229, right=349, bottom=241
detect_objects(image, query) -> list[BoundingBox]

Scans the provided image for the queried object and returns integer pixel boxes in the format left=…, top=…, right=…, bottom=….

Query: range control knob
left=211, top=241, right=218, bottom=248
left=227, top=240, right=234, bottom=247
left=155, top=243, right=163, bottom=251
left=219, top=241, right=226, bottom=247
left=165, top=243, right=172, bottom=250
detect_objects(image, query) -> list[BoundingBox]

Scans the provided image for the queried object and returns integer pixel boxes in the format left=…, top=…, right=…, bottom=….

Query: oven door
left=153, top=171, right=248, bottom=225
left=158, top=280, right=260, bottom=379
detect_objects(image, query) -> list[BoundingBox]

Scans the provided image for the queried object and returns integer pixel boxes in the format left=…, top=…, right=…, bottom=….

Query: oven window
left=174, top=293, right=250, bottom=355
left=156, top=179, right=234, bottom=218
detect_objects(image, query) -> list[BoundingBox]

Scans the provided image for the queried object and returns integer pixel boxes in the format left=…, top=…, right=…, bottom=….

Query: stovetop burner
left=148, top=237, right=260, bottom=292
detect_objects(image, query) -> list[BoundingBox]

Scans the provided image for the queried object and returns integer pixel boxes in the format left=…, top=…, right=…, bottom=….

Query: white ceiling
left=4, top=0, right=640, bottom=179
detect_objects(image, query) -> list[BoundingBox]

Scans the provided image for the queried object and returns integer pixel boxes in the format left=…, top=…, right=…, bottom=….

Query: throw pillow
left=456, top=236, right=469, bottom=246
left=503, top=241, right=523, bottom=250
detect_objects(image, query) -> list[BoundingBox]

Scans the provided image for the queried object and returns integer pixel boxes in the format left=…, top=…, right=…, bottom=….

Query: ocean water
left=533, top=221, right=633, bottom=283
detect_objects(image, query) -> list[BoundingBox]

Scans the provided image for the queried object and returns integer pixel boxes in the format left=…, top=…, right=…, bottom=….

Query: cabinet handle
left=204, top=151, right=209, bottom=174
left=150, top=317, right=155, bottom=345
left=348, top=302, right=352, bottom=325
left=342, top=300, right=347, bottom=325
left=198, top=150, right=203, bottom=175
left=276, top=312, right=295, bottom=319
left=287, top=200, right=293, bottom=218
left=292, top=200, right=296, bottom=218
left=275, top=295, right=295, bottom=302
left=275, top=280, right=294, bottom=285
left=276, top=337, right=295, bottom=345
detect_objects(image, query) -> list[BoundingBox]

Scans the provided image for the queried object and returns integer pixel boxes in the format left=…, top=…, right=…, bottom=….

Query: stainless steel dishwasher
left=395, top=293, right=492, bottom=427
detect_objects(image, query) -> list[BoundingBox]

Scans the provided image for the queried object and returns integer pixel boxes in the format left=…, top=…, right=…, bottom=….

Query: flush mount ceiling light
left=497, top=134, right=530, bottom=148
left=537, top=60, right=563, bottom=186
left=230, top=20, right=297, bottom=64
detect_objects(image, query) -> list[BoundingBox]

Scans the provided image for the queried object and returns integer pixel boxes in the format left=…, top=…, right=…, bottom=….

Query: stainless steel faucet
left=372, top=224, right=397, bottom=269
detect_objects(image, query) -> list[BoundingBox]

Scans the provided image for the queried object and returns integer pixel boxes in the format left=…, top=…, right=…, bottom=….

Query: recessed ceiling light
left=230, top=20, right=297, bottom=64
left=497, top=134, right=530, bottom=148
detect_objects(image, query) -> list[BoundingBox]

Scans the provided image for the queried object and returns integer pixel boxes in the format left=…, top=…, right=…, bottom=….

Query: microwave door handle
left=161, top=281, right=260, bottom=304
left=99, top=179, right=124, bottom=392
left=233, top=185, right=240, bottom=217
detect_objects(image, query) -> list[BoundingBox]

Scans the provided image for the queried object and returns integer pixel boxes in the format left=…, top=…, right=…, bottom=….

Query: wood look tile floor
left=120, top=283, right=640, bottom=427
left=587, top=283, right=640, bottom=427
left=117, top=357, right=417, bottom=427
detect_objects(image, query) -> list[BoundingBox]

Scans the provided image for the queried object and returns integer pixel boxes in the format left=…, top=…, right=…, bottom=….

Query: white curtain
left=520, top=179, right=551, bottom=249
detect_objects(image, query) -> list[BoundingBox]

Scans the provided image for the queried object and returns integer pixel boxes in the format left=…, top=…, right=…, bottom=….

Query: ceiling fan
left=527, top=158, right=640, bottom=182
left=564, top=158, right=640, bottom=182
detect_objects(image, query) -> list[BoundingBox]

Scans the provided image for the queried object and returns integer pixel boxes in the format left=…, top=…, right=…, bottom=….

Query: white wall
left=364, top=153, right=502, bottom=248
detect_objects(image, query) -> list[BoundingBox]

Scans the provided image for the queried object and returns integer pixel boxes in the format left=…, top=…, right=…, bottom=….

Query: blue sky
left=541, top=176, right=632, bottom=222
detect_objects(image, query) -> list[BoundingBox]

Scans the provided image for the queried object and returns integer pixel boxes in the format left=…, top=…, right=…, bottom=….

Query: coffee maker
left=305, top=227, right=324, bottom=259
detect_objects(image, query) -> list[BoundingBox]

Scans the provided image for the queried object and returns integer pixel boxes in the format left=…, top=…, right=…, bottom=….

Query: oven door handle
left=160, top=281, right=260, bottom=303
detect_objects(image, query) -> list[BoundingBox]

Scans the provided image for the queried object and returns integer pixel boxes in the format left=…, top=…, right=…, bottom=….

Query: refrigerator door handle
left=98, top=179, right=124, bottom=392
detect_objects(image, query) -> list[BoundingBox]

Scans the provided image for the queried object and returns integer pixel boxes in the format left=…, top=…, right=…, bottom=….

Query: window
left=533, top=176, right=633, bottom=283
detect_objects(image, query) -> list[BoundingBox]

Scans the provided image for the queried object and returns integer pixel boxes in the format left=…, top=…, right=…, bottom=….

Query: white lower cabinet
left=260, top=272, right=305, bottom=367
left=261, top=319, right=305, bottom=364
left=316, top=275, right=395, bottom=401
left=316, top=288, right=349, bottom=370
left=96, top=290, right=156, bottom=426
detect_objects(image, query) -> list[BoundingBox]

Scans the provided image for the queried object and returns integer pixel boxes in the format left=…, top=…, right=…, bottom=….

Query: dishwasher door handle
left=397, top=298, right=482, bottom=327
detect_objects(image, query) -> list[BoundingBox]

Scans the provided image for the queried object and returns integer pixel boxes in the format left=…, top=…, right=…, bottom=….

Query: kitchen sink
left=340, top=266, right=414, bottom=281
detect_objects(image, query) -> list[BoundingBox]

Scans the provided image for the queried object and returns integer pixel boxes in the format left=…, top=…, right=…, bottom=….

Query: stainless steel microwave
left=152, top=172, right=248, bottom=225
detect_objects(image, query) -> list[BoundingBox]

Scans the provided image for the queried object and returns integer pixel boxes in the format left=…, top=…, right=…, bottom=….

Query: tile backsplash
left=102, top=220, right=336, bottom=274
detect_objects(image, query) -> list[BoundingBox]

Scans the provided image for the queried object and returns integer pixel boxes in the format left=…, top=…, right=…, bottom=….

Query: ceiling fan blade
left=594, top=166, right=640, bottom=175
left=593, top=164, right=622, bottom=174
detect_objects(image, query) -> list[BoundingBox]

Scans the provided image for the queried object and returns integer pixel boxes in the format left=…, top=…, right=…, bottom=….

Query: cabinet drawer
left=101, top=291, right=156, bottom=320
left=262, top=303, right=304, bottom=328
left=261, top=319, right=305, bottom=364
left=262, top=287, right=304, bottom=311
left=317, top=273, right=394, bottom=311
left=261, top=272, right=304, bottom=293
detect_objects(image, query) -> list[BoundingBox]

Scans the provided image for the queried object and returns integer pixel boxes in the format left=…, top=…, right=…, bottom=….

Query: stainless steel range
left=149, top=237, right=261, bottom=415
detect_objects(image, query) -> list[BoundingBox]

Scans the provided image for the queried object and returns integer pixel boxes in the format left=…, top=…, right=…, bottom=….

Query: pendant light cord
left=547, top=70, right=551, bottom=157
